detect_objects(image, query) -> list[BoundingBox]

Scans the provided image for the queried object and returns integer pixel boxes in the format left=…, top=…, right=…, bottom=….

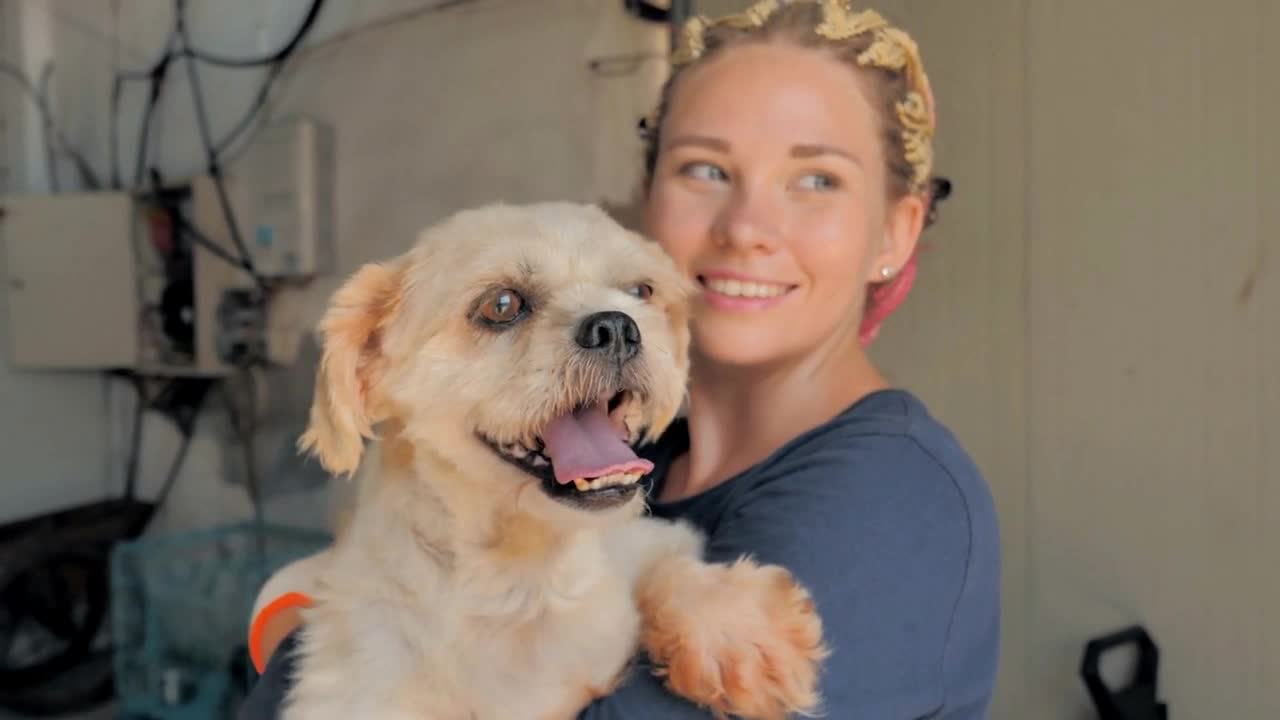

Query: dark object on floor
left=1081, top=625, right=1169, bottom=720
left=0, top=498, right=154, bottom=715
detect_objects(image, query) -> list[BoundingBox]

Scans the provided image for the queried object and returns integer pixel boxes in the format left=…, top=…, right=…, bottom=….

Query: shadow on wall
left=214, top=333, right=332, bottom=508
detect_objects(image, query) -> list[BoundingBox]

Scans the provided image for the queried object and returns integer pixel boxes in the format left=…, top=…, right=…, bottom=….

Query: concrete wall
left=0, top=0, right=118, bottom=525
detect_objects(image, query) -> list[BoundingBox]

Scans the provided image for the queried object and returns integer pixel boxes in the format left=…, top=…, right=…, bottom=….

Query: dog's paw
left=637, top=556, right=828, bottom=720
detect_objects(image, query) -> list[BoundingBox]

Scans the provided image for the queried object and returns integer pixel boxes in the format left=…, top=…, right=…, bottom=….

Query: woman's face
left=644, top=42, right=923, bottom=371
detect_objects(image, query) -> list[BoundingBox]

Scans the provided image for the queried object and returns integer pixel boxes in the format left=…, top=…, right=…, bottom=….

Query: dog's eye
left=628, top=283, right=654, bottom=301
left=478, top=289, right=525, bottom=324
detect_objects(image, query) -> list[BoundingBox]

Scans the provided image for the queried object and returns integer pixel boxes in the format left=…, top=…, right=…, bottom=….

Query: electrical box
left=0, top=119, right=336, bottom=373
left=1, top=192, right=141, bottom=369
left=235, top=117, right=335, bottom=279
left=0, top=177, right=253, bottom=374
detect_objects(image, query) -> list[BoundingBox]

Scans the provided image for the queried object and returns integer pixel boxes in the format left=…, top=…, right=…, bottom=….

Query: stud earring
left=880, top=266, right=894, bottom=279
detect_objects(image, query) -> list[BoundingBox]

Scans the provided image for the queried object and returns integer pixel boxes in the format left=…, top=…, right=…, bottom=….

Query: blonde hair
left=641, top=0, right=938, bottom=202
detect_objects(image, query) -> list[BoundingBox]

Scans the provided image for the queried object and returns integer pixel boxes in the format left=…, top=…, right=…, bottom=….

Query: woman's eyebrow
left=663, top=135, right=730, bottom=153
left=791, top=143, right=863, bottom=169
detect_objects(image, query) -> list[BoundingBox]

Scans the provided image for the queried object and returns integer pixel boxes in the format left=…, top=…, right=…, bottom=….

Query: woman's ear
left=866, top=192, right=926, bottom=283
left=298, top=261, right=405, bottom=477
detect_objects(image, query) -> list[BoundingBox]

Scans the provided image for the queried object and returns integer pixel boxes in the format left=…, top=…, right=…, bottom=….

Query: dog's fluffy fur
left=285, top=202, right=826, bottom=720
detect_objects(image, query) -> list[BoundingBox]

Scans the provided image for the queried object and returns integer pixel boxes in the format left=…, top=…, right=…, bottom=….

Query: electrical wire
left=165, top=0, right=329, bottom=291
left=213, top=61, right=284, bottom=156
left=176, top=6, right=261, bottom=287
left=0, top=60, right=101, bottom=190
left=176, top=214, right=257, bottom=274
left=110, top=34, right=174, bottom=190
left=149, top=419, right=197, bottom=521
left=110, top=0, right=324, bottom=192
left=214, top=0, right=491, bottom=167
left=35, top=63, right=58, bottom=191
left=143, top=168, right=255, bottom=276
left=131, top=47, right=174, bottom=190
left=109, top=372, right=212, bottom=532
left=181, top=0, right=327, bottom=68
left=118, top=0, right=328, bottom=537
left=109, top=71, right=141, bottom=189
left=122, top=375, right=146, bottom=501
left=222, top=369, right=267, bottom=558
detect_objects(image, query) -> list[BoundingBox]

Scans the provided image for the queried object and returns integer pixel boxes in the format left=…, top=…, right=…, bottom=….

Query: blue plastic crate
left=109, top=521, right=330, bottom=719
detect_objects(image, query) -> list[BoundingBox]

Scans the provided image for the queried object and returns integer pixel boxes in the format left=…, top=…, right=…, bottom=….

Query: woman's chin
left=689, top=308, right=862, bottom=373
left=691, top=323, right=801, bottom=370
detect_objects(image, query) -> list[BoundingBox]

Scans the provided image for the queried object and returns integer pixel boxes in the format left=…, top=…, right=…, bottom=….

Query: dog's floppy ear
left=298, top=260, right=405, bottom=476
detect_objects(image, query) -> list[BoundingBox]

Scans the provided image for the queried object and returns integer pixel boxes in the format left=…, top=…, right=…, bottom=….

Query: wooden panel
left=1026, top=1, right=1268, bottom=717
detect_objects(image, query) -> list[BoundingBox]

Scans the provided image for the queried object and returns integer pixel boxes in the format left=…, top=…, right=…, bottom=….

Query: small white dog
left=283, top=202, right=826, bottom=720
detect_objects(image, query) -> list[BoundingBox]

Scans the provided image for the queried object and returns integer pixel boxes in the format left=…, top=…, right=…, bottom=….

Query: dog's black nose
left=576, top=311, right=641, bottom=364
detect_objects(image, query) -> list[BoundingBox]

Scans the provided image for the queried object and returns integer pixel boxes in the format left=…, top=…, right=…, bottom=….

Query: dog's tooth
left=608, top=472, right=636, bottom=487
left=579, top=472, right=643, bottom=491
left=574, top=479, right=591, bottom=492
left=531, top=454, right=549, bottom=467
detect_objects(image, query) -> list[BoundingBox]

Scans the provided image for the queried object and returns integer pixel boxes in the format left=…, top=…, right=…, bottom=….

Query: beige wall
left=1023, top=2, right=1278, bottom=717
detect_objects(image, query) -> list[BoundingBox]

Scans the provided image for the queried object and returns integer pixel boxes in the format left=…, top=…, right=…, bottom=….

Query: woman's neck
left=662, top=335, right=889, bottom=502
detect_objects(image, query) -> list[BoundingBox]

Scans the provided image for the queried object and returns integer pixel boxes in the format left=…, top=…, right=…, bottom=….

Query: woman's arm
left=240, top=628, right=304, bottom=720
left=578, top=436, right=1001, bottom=719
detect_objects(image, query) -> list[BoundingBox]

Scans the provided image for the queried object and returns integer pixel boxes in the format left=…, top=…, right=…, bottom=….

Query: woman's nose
left=713, top=184, right=783, bottom=254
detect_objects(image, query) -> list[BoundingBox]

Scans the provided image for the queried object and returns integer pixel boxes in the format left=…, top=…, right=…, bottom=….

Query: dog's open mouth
left=480, top=389, right=651, bottom=510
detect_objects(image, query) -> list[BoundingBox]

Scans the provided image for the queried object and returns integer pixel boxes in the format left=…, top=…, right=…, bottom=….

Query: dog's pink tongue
left=541, top=403, right=652, bottom=485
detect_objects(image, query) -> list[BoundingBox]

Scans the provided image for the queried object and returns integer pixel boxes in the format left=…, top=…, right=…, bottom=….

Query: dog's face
left=300, top=202, right=692, bottom=521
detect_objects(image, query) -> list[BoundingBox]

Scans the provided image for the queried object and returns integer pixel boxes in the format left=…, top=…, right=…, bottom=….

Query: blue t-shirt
left=240, top=388, right=1001, bottom=719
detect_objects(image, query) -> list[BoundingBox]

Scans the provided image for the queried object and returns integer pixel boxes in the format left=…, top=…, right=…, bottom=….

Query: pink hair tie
left=858, top=248, right=919, bottom=346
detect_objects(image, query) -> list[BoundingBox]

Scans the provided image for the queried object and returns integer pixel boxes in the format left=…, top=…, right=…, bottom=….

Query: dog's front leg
left=610, top=518, right=828, bottom=720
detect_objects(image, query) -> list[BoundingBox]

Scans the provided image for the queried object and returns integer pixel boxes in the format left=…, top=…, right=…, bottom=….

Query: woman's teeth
left=573, top=472, right=641, bottom=492
left=703, top=278, right=789, bottom=298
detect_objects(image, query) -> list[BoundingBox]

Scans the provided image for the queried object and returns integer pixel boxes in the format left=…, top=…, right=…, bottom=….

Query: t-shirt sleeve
left=579, top=435, right=996, bottom=719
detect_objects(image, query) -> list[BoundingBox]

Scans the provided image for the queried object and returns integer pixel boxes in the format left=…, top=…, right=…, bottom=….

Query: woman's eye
left=628, top=283, right=654, bottom=301
left=680, top=162, right=729, bottom=182
left=795, top=172, right=840, bottom=191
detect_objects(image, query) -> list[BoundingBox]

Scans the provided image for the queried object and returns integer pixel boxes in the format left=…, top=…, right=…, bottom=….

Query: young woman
left=241, top=2, right=1000, bottom=718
